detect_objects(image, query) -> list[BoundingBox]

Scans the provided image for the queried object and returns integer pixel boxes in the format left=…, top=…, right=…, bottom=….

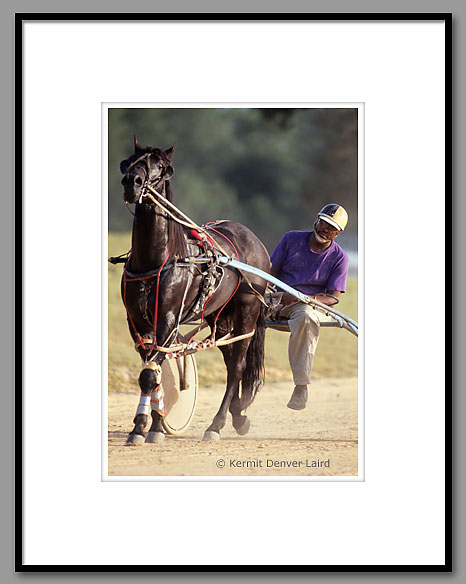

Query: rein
left=143, top=185, right=232, bottom=257
left=123, top=151, right=236, bottom=258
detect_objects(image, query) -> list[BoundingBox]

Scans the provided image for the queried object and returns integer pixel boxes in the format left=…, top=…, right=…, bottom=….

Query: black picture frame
left=16, top=12, right=452, bottom=573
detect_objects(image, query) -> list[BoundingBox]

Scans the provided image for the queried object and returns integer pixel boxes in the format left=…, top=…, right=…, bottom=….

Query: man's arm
left=313, top=290, right=341, bottom=306
left=279, top=289, right=341, bottom=306
left=271, top=264, right=341, bottom=306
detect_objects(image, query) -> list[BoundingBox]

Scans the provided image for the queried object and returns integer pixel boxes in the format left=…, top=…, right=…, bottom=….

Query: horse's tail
left=240, top=303, right=266, bottom=409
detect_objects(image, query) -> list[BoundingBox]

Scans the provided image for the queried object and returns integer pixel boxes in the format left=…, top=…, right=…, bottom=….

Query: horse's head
left=120, top=136, right=176, bottom=204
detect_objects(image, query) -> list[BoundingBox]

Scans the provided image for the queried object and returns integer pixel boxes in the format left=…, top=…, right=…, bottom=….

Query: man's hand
left=281, top=292, right=299, bottom=306
left=270, top=267, right=298, bottom=305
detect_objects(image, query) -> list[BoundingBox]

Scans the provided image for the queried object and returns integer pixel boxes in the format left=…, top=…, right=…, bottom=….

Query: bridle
left=123, top=151, right=169, bottom=204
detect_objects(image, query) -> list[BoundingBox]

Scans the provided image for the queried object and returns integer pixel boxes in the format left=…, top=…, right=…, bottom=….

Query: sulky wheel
left=161, top=354, right=198, bottom=436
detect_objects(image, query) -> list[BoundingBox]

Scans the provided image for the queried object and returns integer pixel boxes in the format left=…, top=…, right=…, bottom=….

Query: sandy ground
left=108, top=377, right=358, bottom=478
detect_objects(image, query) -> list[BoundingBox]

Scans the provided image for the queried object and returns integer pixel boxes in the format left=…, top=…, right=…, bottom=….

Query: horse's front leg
left=126, top=362, right=165, bottom=445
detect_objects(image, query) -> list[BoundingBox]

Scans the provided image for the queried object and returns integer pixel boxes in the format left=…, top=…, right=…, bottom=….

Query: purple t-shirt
left=270, top=231, right=349, bottom=295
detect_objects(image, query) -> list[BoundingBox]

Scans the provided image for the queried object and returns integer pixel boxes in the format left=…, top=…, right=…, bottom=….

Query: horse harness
left=117, top=154, right=267, bottom=364
left=117, top=224, right=261, bottom=365
left=123, top=231, right=223, bottom=322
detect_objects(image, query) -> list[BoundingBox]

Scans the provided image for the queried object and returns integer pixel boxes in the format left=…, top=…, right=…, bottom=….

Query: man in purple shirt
left=270, top=204, right=349, bottom=410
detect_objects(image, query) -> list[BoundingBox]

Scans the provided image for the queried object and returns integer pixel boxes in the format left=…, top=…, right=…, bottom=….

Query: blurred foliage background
left=108, top=108, right=358, bottom=391
left=108, top=107, right=358, bottom=252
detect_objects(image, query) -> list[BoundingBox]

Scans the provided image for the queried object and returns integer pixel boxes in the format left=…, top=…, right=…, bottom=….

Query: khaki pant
left=279, top=302, right=334, bottom=385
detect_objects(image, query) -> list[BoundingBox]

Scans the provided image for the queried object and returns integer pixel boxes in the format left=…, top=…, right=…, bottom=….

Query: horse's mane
left=129, top=145, right=188, bottom=262
left=164, top=180, right=188, bottom=261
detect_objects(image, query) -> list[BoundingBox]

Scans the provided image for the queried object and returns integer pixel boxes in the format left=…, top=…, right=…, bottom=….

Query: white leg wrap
left=151, top=385, right=165, bottom=416
left=136, top=394, right=152, bottom=416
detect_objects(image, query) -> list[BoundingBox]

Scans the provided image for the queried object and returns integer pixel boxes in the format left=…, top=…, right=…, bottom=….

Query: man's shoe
left=287, top=385, right=308, bottom=410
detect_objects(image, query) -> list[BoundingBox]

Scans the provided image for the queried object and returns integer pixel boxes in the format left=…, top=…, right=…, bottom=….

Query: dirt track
left=107, top=377, right=358, bottom=478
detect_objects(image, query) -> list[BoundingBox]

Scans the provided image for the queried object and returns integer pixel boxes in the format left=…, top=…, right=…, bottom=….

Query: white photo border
left=19, top=14, right=450, bottom=570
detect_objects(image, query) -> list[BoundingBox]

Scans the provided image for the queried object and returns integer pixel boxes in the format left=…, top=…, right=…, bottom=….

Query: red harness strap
left=189, top=228, right=216, bottom=248
left=122, top=251, right=171, bottom=357
left=203, top=224, right=240, bottom=260
left=199, top=224, right=242, bottom=328
left=149, top=251, right=171, bottom=356
left=122, top=265, right=147, bottom=351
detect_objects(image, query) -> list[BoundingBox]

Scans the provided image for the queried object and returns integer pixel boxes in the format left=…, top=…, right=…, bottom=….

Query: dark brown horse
left=119, top=137, right=270, bottom=443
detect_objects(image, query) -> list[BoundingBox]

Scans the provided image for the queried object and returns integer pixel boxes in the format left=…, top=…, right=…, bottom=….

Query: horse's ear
left=133, top=135, right=142, bottom=152
left=165, top=144, right=176, bottom=160
left=120, top=159, right=129, bottom=174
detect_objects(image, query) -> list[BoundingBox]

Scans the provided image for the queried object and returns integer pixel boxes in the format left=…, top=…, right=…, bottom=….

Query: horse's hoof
left=233, top=417, right=251, bottom=436
left=145, top=431, right=165, bottom=444
left=126, top=433, right=145, bottom=445
left=203, top=430, right=220, bottom=442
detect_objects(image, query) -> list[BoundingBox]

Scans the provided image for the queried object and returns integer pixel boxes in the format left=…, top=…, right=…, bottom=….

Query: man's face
left=315, top=218, right=340, bottom=242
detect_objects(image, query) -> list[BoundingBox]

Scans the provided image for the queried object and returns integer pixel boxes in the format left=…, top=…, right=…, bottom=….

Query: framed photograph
left=18, top=14, right=451, bottom=570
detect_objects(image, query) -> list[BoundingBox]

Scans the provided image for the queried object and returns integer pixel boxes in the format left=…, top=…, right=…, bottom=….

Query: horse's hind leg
left=229, top=306, right=265, bottom=436
left=203, top=339, right=250, bottom=441
left=126, top=364, right=165, bottom=445
left=229, top=376, right=263, bottom=436
left=214, top=341, right=250, bottom=435
left=229, top=391, right=251, bottom=436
